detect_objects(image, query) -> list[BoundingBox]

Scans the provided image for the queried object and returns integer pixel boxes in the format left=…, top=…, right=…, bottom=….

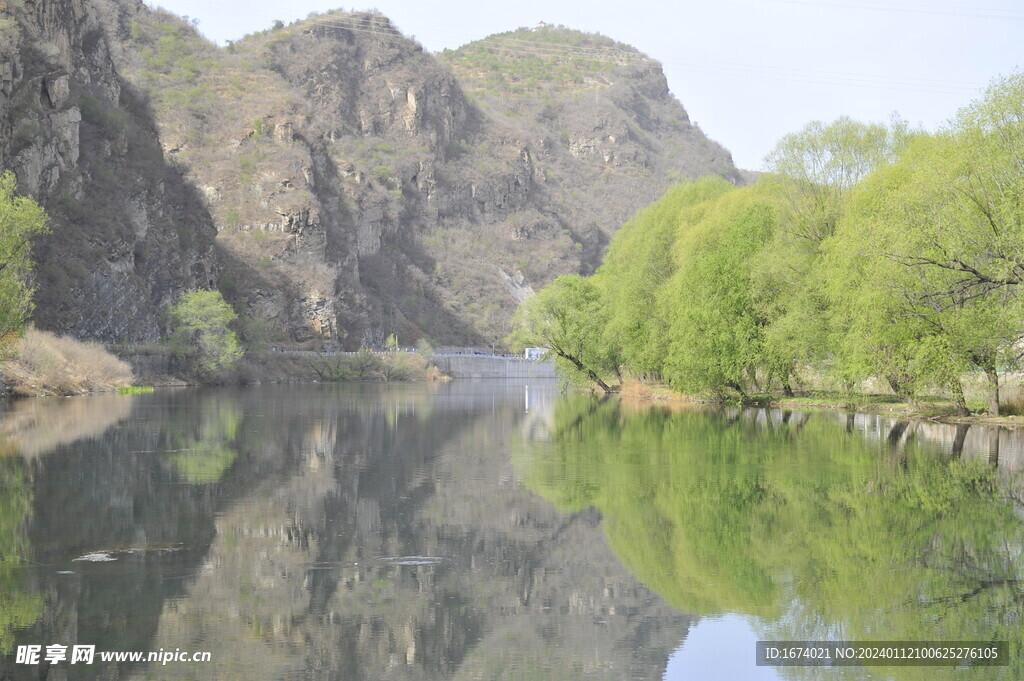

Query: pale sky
left=148, top=0, right=1022, bottom=170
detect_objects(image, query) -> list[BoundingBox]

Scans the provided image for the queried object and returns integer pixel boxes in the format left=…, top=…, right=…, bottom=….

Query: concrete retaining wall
left=432, top=355, right=557, bottom=379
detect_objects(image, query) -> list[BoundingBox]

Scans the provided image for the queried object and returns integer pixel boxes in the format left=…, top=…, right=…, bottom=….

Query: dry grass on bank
left=305, top=350, right=447, bottom=383
left=236, top=350, right=447, bottom=384
left=1, top=327, right=134, bottom=396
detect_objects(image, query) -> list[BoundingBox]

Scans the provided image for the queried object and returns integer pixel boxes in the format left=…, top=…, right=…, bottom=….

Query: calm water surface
left=0, top=382, right=1022, bottom=680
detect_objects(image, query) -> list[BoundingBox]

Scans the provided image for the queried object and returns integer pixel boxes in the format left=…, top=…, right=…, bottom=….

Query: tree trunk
left=950, top=379, right=970, bottom=417
left=588, top=370, right=612, bottom=394
left=725, top=380, right=748, bottom=401
left=781, top=374, right=794, bottom=398
left=951, top=424, right=970, bottom=457
left=984, top=364, right=1000, bottom=417
left=747, top=365, right=762, bottom=393
left=561, top=353, right=612, bottom=393
left=988, top=429, right=1000, bottom=466
left=885, top=373, right=912, bottom=399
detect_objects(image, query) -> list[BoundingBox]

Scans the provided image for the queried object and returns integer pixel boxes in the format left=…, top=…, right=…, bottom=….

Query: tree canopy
left=508, top=274, right=617, bottom=391
left=0, top=171, right=49, bottom=347
left=509, top=72, right=1024, bottom=412
left=167, top=289, right=244, bottom=377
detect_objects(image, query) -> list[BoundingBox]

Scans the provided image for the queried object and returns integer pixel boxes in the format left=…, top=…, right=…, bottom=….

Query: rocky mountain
left=4, top=0, right=740, bottom=346
left=0, top=0, right=217, bottom=342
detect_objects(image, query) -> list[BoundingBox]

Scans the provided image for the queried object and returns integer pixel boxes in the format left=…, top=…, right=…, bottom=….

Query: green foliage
left=596, top=177, right=735, bottom=378
left=415, top=337, right=435, bottom=356
left=517, top=399, right=1024, bottom=679
left=238, top=155, right=257, bottom=185
left=764, top=116, right=911, bottom=242
left=0, top=171, right=49, bottom=349
left=235, top=315, right=271, bottom=354
left=514, top=74, right=1024, bottom=406
left=167, top=290, right=244, bottom=378
left=824, top=74, right=1024, bottom=411
left=662, top=185, right=778, bottom=397
left=307, top=349, right=436, bottom=382
left=224, top=208, right=242, bottom=229
left=118, top=386, right=155, bottom=394
left=509, top=275, right=617, bottom=391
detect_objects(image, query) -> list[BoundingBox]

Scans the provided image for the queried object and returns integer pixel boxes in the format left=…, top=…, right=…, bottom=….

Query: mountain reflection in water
left=0, top=383, right=685, bottom=681
left=1, top=384, right=1022, bottom=680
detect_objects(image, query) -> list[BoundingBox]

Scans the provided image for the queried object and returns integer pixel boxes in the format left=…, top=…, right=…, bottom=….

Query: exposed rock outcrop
left=84, top=4, right=741, bottom=347
left=0, top=0, right=218, bottom=342
left=4, top=1, right=741, bottom=347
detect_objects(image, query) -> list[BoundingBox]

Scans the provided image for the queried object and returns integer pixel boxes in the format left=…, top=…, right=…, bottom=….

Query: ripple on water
left=377, top=556, right=446, bottom=566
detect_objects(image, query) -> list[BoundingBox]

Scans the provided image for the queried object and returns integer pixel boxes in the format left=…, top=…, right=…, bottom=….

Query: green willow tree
left=508, top=274, right=617, bottom=392
left=825, top=73, right=1024, bottom=414
left=595, top=177, right=735, bottom=379
left=0, top=171, right=49, bottom=348
left=758, top=117, right=912, bottom=393
left=662, top=183, right=779, bottom=398
left=168, top=289, right=244, bottom=378
left=764, top=115, right=910, bottom=242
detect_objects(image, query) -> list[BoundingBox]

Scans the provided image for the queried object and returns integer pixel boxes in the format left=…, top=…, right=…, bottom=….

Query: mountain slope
left=0, top=0, right=218, bottom=342
left=21, top=2, right=741, bottom=347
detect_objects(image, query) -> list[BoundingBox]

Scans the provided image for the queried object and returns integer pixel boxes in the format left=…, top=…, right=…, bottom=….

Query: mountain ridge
left=5, top=1, right=742, bottom=347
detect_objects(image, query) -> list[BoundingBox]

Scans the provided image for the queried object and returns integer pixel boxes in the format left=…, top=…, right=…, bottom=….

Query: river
left=0, top=382, right=1021, bottom=680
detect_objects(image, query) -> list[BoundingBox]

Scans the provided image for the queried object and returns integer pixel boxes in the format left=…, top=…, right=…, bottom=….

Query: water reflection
left=0, top=383, right=688, bottom=680
left=519, top=397, right=1024, bottom=680
left=0, top=456, right=41, bottom=654
left=664, top=615, right=783, bottom=681
left=5, top=386, right=1023, bottom=680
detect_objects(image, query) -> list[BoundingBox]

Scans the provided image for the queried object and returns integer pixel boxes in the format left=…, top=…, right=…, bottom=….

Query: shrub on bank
left=1, top=327, right=134, bottom=396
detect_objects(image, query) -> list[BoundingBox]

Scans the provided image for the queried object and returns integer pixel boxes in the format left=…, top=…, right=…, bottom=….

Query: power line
left=660, top=58, right=983, bottom=95
left=765, top=0, right=1024, bottom=21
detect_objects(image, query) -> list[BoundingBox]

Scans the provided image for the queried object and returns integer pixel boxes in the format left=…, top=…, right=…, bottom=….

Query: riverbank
left=0, top=328, right=134, bottom=396
left=235, top=350, right=446, bottom=384
left=1, top=333, right=448, bottom=398
left=768, top=392, right=1024, bottom=427
left=115, top=346, right=448, bottom=387
left=616, top=378, right=1024, bottom=427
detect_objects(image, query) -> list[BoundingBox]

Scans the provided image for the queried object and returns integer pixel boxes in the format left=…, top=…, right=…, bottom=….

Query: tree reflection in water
left=519, top=395, right=1024, bottom=680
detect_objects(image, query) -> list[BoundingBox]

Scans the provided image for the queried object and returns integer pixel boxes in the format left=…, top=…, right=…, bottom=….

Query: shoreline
left=617, top=381, right=1024, bottom=427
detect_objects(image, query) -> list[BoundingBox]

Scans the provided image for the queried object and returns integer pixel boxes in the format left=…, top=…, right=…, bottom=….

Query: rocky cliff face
left=85, top=4, right=741, bottom=348
left=4, top=0, right=739, bottom=347
left=0, top=0, right=218, bottom=342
